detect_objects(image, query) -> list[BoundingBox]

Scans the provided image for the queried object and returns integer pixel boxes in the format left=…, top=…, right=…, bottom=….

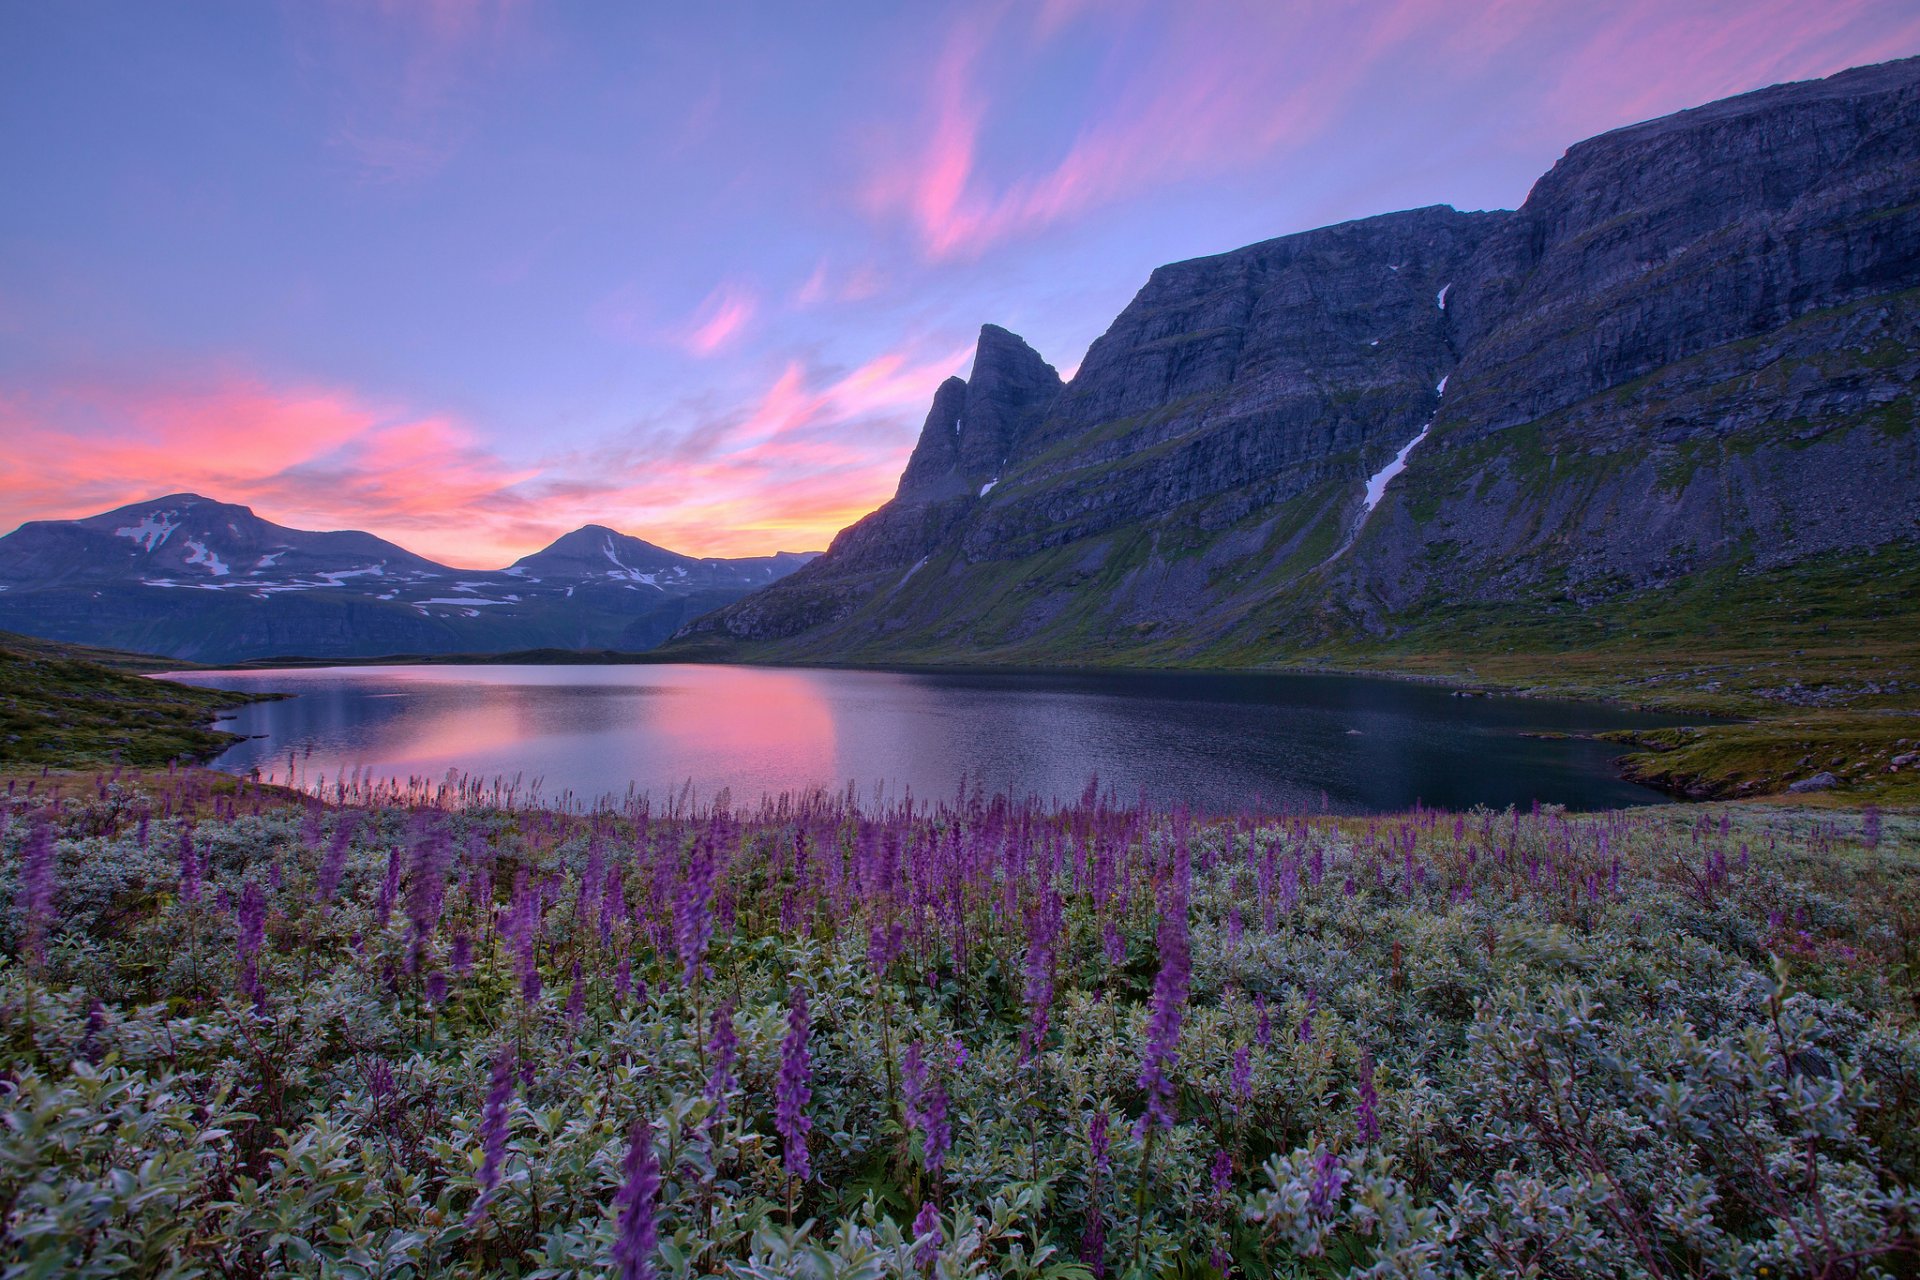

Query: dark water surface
left=164, top=663, right=1693, bottom=813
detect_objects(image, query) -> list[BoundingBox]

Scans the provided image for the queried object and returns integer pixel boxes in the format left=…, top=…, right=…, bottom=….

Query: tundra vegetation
left=1, top=768, right=1916, bottom=1278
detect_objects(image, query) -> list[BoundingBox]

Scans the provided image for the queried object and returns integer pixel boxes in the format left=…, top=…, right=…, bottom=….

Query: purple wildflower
left=1230, top=1046, right=1253, bottom=1109
left=373, top=846, right=401, bottom=930
left=425, top=970, right=448, bottom=1006
left=1082, top=1212, right=1107, bottom=1278
left=450, top=932, right=474, bottom=977
left=1355, top=1049, right=1380, bottom=1143
left=902, top=1039, right=951, bottom=1173
left=1254, top=993, right=1272, bottom=1047
left=177, top=829, right=201, bottom=905
left=468, top=1046, right=517, bottom=1226
left=611, top=1117, right=661, bottom=1280
left=508, top=868, right=542, bottom=1005
left=566, top=960, right=586, bottom=1029
left=1210, top=1149, right=1232, bottom=1202
left=404, top=821, right=451, bottom=969
left=614, top=957, right=633, bottom=1005
left=675, top=836, right=718, bottom=986
left=235, top=881, right=268, bottom=1008
left=18, top=821, right=56, bottom=968
left=1306, top=1148, right=1346, bottom=1220
left=776, top=986, right=813, bottom=1181
left=912, top=1199, right=942, bottom=1271
left=1087, top=1109, right=1110, bottom=1174
left=1135, top=902, right=1191, bottom=1136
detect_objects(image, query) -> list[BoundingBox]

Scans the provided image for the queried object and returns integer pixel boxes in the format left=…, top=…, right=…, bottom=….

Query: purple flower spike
left=18, top=822, right=56, bottom=967
left=1230, top=1046, right=1253, bottom=1108
left=675, top=836, right=718, bottom=986
left=177, top=829, right=201, bottom=905
left=1306, top=1148, right=1346, bottom=1220
left=1135, top=903, right=1191, bottom=1137
left=468, top=1045, right=517, bottom=1226
left=612, top=1117, right=660, bottom=1280
left=912, top=1198, right=942, bottom=1271
left=235, top=881, right=268, bottom=1008
left=902, top=1039, right=951, bottom=1173
left=776, top=986, right=813, bottom=1181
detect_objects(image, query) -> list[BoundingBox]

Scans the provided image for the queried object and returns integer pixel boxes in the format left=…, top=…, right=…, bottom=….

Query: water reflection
left=164, top=663, right=1694, bottom=813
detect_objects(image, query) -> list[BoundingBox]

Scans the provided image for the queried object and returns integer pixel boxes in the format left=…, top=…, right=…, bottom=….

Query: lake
left=160, top=662, right=1695, bottom=813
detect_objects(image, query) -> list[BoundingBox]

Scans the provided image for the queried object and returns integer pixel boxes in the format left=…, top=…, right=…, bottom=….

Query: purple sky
left=3, top=0, right=1915, bottom=565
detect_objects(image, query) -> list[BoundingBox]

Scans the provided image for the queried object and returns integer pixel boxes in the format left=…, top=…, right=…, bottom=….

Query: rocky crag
left=676, top=57, right=1920, bottom=665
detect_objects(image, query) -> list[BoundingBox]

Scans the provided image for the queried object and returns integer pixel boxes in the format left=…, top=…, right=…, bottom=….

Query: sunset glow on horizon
left=4, top=1, right=1917, bottom=567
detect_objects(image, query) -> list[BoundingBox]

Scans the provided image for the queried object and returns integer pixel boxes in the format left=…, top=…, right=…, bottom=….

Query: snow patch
left=1435, top=375, right=1449, bottom=396
left=256, top=551, right=287, bottom=568
left=1436, top=283, right=1452, bottom=310
left=182, top=539, right=230, bottom=576
left=978, top=478, right=999, bottom=497
left=316, top=566, right=384, bottom=586
left=1358, top=420, right=1434, bottom=517
left=416, top=597, right=512, bottom=607
left=114, top=513, right=181, bottom=551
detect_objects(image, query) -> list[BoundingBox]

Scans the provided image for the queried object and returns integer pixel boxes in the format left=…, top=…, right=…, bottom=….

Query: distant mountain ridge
left=0, top=494, right=818, bottom=661
left=675, top=56, right=1920, bottom=664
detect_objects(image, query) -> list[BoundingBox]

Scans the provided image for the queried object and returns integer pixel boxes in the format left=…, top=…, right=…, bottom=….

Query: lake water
left=162, top=663, right=1692, bottom=814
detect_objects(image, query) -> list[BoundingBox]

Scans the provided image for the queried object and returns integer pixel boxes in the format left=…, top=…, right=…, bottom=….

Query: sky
left=2, top=1, right=1916, bottom=568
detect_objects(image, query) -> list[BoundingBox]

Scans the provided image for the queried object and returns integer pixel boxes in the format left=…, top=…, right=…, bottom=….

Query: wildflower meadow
left=1, top=769, right=1916, bottom=1278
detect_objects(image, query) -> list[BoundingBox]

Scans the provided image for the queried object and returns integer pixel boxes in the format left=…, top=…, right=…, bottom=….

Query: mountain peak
left=895, top=327, right=1062, bottom=502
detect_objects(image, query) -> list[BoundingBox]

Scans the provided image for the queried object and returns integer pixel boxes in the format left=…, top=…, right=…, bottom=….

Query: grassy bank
left=0, top=630, right=263, bottom=769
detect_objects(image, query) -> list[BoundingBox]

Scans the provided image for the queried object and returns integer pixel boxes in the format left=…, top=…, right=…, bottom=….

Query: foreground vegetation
left=2, top=771, right=1916, bottom=1277
left=0, top=630, right=256, bottom=768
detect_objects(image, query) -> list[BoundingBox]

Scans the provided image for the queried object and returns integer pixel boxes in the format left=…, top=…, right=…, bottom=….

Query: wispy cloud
left=683, top=281, right=760, bottom=356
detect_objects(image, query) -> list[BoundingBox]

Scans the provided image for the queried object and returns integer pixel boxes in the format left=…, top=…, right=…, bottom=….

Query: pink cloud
left=864, top=4, right=1368, bottom=258
left=684, top=281, right=760, bottom=355
left=0, top=334, right=974, bottom=565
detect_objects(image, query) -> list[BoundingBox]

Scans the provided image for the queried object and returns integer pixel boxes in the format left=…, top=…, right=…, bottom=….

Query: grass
left=0, top=629, right=263, bottom=769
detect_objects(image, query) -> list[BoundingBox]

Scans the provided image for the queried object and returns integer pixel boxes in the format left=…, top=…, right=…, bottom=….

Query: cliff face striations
left=677, top=58, right=1920, bottom=663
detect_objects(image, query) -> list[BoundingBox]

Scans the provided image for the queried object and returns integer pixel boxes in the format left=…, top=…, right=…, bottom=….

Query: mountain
left=674, top=57, right=1920, bottom=667
left=0, top=494, right=818, bottom=661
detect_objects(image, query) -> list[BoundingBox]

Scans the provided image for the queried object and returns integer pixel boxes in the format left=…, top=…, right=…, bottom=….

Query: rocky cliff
left=676, top=57, right=1920, bottom=664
